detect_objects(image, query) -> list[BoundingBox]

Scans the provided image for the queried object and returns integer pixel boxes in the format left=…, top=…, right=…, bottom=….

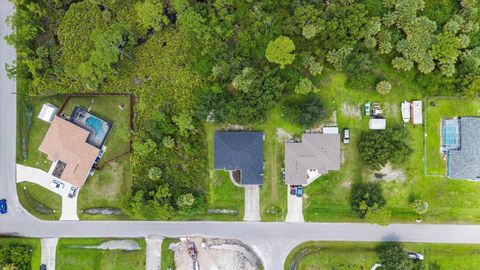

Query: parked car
left=68, top=187, right=78, bottom=198
left=343, top=128, right=350, bottom=144
left=365, top=101, right=371, bottom=116
left=407, top=252, right=424, bottom=261
left=40, top=264, right=47, bottom=270
left=0, top=199, right=7, bottom=214
left=296, top=186, right=303, bottom=197
left=290, top=185, right=296, bottom=195
left=50, top=180, right=64, bottom=190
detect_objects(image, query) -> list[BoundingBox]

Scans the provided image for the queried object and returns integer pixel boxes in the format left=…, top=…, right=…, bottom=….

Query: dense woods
left=7, top=0, right=480, bottom=219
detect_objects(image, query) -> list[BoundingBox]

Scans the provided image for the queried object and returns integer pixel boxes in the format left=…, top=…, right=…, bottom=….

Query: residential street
left=2, top=2, right=480, bottom=270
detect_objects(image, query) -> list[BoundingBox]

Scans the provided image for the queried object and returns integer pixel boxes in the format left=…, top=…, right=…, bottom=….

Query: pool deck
left=69, top=106, right=112, bottom=149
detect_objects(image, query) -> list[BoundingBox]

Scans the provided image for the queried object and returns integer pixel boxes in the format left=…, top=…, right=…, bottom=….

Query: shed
left=38, top=103, right=58, bottom=123
left=411, top=100, right=423, bottom=125
left=369, top=118, right=386, bottom=130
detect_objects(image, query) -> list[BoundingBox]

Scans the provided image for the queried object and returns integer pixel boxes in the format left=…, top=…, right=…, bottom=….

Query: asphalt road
left=3, top=1, right=480, bottom=270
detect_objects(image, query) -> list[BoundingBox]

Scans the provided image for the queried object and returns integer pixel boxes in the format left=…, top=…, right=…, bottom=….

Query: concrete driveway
left=41, top=238, right=58, bottom=270
left=243, top=185, right=261, bottom=221
left=16, top=164, right=79, bottom=220
left=285, top=186, right=304, bottom=222
left=146, top=236, right=163, bottom=270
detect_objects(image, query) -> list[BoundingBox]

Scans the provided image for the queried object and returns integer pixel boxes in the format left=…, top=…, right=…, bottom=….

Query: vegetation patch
left=56, top=238, right=146, bottom=270
left=0, top=238, right=41, bottom=270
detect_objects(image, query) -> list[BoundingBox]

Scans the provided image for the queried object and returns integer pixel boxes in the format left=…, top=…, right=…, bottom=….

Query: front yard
left=0, top=238, right=41, bottom=270
left=285, top=241, right=480, bottom=270
left=56, top=238, right=146, bottom=270
left=17, top=182, right=62, bottom=220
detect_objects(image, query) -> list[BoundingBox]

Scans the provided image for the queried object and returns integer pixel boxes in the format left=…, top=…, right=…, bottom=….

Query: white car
left=50, top=180, right=64, bottom=190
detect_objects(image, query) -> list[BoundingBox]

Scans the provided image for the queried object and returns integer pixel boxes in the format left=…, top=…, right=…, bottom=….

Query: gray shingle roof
left=285, top=133, right=340, bottom=185
left=448, top=117, right=480, bottom=180
left=214, top=132, right=264, bottom=185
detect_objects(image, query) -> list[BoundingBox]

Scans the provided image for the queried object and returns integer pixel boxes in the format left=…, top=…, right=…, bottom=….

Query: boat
left=401, top=101, right=410, bottom=123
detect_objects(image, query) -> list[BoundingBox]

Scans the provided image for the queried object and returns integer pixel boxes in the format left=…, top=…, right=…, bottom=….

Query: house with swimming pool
left=38, top=106, right=112, bottom=188
left=441, top=117, right=480, bottom=180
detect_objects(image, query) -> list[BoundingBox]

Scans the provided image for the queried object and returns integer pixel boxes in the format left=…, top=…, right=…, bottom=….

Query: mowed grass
left=56, top=238, right=146, bottom=270
left=304, top=70, right=480, bottom=224
left=181, top=123, right=245, bottom=221
left=0, top=238, right=41, bottom=270
left=425, top=97, right=480, bottom=175
left=77, top=156, right=132, bottom=220
left=16, top=95, right=64, bottom=171
left=17, top=182, right=62, bottom=220
left=285, top=241, right=480, bottom=270
left=257, top=105, right=303, bottom=221
left=61, top=95, right=132, bottom=164
left=161, top=238, right=177, bottom=270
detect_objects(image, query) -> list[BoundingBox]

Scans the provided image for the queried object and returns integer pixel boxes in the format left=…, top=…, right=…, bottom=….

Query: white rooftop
left=38, top=103, right=58, bottom=123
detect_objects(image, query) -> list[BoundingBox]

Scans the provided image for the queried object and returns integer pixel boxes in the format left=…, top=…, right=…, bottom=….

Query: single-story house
left=39, top=116, right=101, bottom=187
left=369, top=118, right=386, bottom=130
left=443, top=117, right=480, bottom=180
left=214, top=132, right=264, bottom=185
left=285, top=133, right=340, bottom=186
left=38, top=103, right=58, bottom=123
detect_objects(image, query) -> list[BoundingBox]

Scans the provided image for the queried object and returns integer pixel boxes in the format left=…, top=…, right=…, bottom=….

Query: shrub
left=358, top=128, right=411, bottom=170
left=282, top=93, right=326, bottom=128
left=350, top=182, right=386, bottom=218
left=411, top=200, right=429, bottom=215
left=376, top=80, right=392, bottom=95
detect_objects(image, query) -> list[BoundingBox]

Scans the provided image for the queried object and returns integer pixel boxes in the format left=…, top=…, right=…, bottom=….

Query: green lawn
left=304, top=70, right=480, bottom=224
left=285, top=241, right=480, bottom=270
left=0, top=237, right=41, bottom=270
left=161, top=238, right=177, bottom=270
left=56, top=238, right=146, bottom=270
left=77, top=156, right=132, bottom=220
left=256, top=105, right=303, bottom=221
left=425, top=97, right=480, bottom=175
left=17, top=182, right=62, bottom=220
left=17, top=95, right=64, bottom=171
left=61, top=95, right=132, bottom=164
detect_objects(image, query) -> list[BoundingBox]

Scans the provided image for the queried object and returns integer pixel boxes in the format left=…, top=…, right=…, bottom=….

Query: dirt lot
left=169, top=237, right=261, bottom=270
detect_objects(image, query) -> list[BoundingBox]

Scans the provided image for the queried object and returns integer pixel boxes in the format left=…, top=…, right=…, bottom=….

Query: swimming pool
left=442, top=118, right=460, bottom=150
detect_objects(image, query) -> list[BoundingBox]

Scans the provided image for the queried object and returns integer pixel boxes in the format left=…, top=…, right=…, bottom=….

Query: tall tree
left=265, top=36, right=295, bottom=69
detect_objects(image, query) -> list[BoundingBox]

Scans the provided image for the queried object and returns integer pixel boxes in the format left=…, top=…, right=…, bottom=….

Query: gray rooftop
left=214, top=132, right=264, bottom=185
left=448, top=117, right=480, bottom=180
left=285, top=133, right=340, bottom=185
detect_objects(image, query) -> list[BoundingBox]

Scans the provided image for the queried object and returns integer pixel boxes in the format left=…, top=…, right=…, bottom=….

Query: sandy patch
left=372, top=163, right=406, bottom=182
left=276, top=128, right=291, bottom=142
left=170, top=237, right=261, bottom=270
left=341, top=103, right=361, bottom=119
left=342, top=181, right=351, bottom=188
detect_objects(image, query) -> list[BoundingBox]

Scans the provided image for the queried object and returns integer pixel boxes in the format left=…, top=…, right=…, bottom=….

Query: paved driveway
left=243, top=185, right=261, bottom=221
left=16, top=164, right=79, bottom=220
left=41, top=238, right=58, bottom=270
left=285, top=186, right=304, bottom=222
left=146, top=236, right=163, bottom=270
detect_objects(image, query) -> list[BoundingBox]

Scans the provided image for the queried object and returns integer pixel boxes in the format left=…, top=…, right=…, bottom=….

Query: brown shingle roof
left=39, top=116, right=100, bottom=187
left=285, top=133, right=340, bottom=185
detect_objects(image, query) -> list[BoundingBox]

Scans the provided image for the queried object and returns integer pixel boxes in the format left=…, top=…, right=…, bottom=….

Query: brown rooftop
left=39, top=116, right=100, bottom=187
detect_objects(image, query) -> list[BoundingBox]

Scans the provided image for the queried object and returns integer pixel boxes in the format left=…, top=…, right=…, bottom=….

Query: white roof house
left=411, top=100, right=422, bottom=125
left=38, top=103, right=58, bottom=123
left=369, top=118, right=386, bottom=130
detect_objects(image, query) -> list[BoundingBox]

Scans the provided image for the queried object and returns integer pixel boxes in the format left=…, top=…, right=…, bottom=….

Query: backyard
left=56, top=238, right=146, bottom=270
left=285, top=241, right=480, bottom=270
left=304, top=70, right=480, bottom=224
